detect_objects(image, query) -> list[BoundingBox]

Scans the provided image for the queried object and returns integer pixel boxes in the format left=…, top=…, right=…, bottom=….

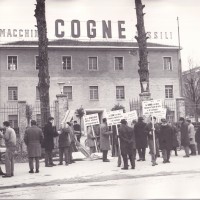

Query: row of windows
left=7, top=55, right=173, bottom=71
left=8, top=85, right=174, bottom=101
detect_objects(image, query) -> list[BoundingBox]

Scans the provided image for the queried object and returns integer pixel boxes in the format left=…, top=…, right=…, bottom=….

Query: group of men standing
left=0, top=117, right=82, bottom=177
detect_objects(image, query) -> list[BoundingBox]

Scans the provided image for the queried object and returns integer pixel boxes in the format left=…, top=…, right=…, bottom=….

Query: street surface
left=0, top=150, right=200, bottom=199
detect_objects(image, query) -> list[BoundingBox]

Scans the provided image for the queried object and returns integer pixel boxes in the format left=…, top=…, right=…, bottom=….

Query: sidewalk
left=1, top=150, right=200, bottom=189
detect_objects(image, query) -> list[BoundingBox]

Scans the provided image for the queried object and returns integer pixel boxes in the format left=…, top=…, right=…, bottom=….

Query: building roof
left=0, top=39, right=179, bottom=50
left=182, top=66, right=200, bottom=76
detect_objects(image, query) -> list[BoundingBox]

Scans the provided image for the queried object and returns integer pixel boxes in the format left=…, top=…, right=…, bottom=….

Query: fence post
left=176, top=97, right=186, bottom=121
left=18, top=101, right=27, bottom=151
left=56, top=94, right=68, bottom=129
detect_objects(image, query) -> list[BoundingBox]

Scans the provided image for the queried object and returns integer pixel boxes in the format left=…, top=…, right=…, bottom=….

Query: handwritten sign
left=83, top=113, right=100, bottom=127
left=106, top=110, right=124, bottom=126
left=123, top=110, right=138, bottom=122
left=142, top=99, right=164, bottom=117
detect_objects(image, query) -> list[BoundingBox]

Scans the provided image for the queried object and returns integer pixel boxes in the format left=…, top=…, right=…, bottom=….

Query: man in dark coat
left=195, top=126, right=200, bottom=155
left=179, top=117, right=190, bottom=157
left=134, top=117, right=147, bottom=161
left=24, top=120, right=43, bottom=173
left=159, top=119, right=173, bottom=163
left=43, top=117, right=58, bottom=167
left=118, top=119, right=136, bottom=170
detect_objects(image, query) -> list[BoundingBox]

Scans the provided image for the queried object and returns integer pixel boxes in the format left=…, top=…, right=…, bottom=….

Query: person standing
left=195, top=126, right=200, bottom=155
left=100, top=118, right=112, bottom=162
left=118, top=119, right=136, bottom=170
left=134, top=117, right=147, bottom=161
left=179, top=117, right=190, bottom=157
left=43, top=117, right=58, bottom=167
left=159, top=119, right=173, bottom=163
left=58, top=123, right=71, bottom=165
left=145, top=117, right=160, bottom=166
left=0, top=121, right=16, bottom=178
left=0, top=130, right=5, bottom=175
left=186, top=119, right=196, bottom=155
left=86, top=126, right=96, bottom=155
left=73, top=121, right=81, bottom=143
left=24, top=120, right=43, bottom=173
left=169, top=122, right=179, bottom=156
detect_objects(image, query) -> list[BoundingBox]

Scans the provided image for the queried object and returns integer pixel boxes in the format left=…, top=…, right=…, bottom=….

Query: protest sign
left=83, top=113, right=100, bottom=127
left=123, top=110, right=138, bottom=122
left=106, top=110, right=124, bottom=126
left=142, top=99, right=163, bottom=117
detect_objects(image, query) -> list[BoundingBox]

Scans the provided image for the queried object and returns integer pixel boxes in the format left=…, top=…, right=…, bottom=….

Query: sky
left=0, top=0, right=200, bottom=71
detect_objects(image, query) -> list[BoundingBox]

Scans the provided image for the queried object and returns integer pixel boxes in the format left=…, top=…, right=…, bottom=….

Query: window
left=116, top=86, right=125, bottom=99
left=163, top=57, right=172, bottom=70
left=88, top=57, right=98, bottom=70
left=8, top=87, right=18, bottom=100
left=62, top=56, right=72, bottom=70
left=35, top=56, right=40, bottom=70
left=63, top=86, right=72, bottom=99
left=8, top=56, right=17, bottom=70
left=36, top=86, right=40, bottom=100
left=165, top=85, right=173, bottom=98
left=8, top=115, right=18, bottom=128
left=114, top=57, right=123, bottom=70
left=89, top=86, right=99, bottom=100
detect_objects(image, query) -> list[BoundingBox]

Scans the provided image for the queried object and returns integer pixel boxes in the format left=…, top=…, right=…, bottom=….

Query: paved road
left=0, top=151, right=200, bottom=199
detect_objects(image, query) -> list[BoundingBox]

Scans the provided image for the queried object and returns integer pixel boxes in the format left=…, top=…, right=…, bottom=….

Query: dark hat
left=48, top=116, right=54, bottom=121
left=120, top=119, right=127, bottom=124
left=179, top=117, right=185, bottom=121
left=138, top=117, right=144, bottom=121
left=161, top=118, right=167, bottom=123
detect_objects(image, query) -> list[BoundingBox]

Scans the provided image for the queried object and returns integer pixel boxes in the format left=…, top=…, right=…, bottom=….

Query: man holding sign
left=100, top=118, right=113, bottom=162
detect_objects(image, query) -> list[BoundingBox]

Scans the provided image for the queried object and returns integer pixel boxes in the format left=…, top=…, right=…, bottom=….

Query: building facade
left=0, top=40, right=181, bottom=126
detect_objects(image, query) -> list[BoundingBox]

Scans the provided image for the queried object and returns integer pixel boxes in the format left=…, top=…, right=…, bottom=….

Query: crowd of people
left=0, top=115, right=200, bottom=177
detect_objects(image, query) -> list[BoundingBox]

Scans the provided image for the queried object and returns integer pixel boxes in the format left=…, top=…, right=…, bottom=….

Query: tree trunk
left=34, top=0, right=50, bottom=128
left=135, top=0, right=149, bottom=93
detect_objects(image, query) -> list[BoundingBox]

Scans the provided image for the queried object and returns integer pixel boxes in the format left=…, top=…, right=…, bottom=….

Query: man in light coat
left=100, top=118, right=112, bottom=162
left=0, top=121, right=16, bottom=178
left=24, top=120, right=43, bottom=173
left=186, top=119, right=196, bottom=155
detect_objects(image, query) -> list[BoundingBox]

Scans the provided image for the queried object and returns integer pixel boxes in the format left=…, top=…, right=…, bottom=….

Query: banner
left=123, top=110, right=138, bottom=122
left=83, top=113, right=100, bottom=127
left=106, top=110, right=124, bottom=126
left=142, top=99, right=164, bottom=117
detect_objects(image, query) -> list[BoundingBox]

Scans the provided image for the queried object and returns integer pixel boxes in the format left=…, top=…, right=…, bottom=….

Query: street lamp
left=141, top=80, right=148, bottom=93
left=57, top=82, right=65, bottom=94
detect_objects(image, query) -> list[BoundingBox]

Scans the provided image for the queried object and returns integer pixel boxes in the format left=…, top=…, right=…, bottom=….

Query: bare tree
left=183, top=58, right=200, bottom=122
left=135, top=0, right=149, bottom=93
left=34, top=0, right=50, bottom=127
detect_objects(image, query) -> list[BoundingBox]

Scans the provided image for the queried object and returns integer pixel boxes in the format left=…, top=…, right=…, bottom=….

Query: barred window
left=62, top=56, right=72, bottom=70
left=8, top=87, right=18, bottom=100
left=8, top=56, right=17, bottom=70
left=36, top=114, right=41, bottom=127
left=163, top=57, right=172, bottom=70
left=116, top=86, right=125, bottom=99
left=63, top=86, right=72, bottom=99
left=88, top=57, right=98, bottom=70
left=90, top=86, right=99, bottom=100
left=165, top=85, right=173, bottom=98
left=8, top=115, right=18, bottom=128
left=114, top=57, right=123, bottom=70
left=35, top=56, right=40, bottom=70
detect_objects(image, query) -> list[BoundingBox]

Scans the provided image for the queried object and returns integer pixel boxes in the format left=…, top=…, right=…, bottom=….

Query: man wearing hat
left=179, top=117, right=190, bottom=157
left=43, top=117, right=58, bottom=167
left=118, top=119, right=136, bottom=170
left=159, top=118, right=173, bottom=163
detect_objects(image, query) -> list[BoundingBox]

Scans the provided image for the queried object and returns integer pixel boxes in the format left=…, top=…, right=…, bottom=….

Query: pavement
left=0, top=149, right=200, bottom=199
